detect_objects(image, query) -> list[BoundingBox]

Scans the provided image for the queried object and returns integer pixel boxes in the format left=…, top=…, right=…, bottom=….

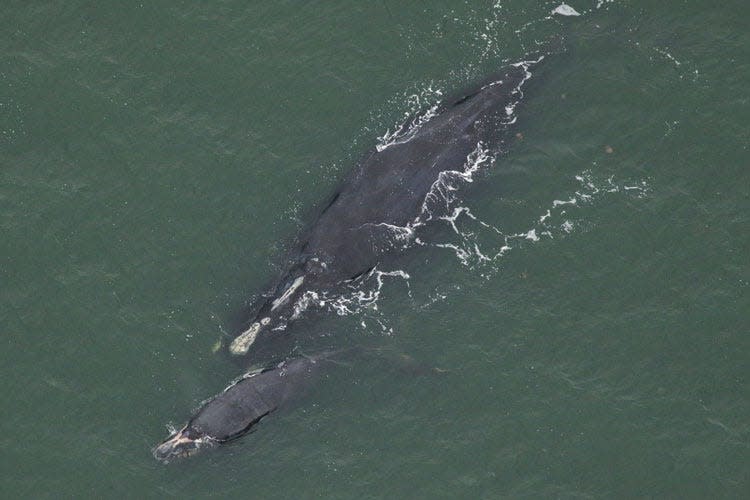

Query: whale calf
left=229, top=60, right=539, bottom=357
left=154, top=351, right=342, bottom=461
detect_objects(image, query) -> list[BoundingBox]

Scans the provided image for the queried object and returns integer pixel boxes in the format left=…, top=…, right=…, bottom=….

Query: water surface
left=2, top=1, right=748, bottom=497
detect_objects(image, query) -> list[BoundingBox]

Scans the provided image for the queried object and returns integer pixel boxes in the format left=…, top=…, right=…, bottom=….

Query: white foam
left=524, top=229, right=540, bottom=241
left=422, top=141, right=494, bottom=219
left=359, top=222, right=416, bottom=248
left=289, top=268, right=411, bottom=325
left=654, top=47, right=682, bottom=67
left=433, top=167, right=651, bottom=274
left=291, top=290, right=320, bottom=320
left=376, top=89, right=443, bottom=152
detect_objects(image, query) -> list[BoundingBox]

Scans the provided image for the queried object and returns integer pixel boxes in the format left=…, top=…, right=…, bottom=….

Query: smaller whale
left=153, top=351, right=342, bottom=462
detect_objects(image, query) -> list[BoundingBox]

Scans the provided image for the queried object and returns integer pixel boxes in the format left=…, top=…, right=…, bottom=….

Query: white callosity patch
left=229, top=321, right=262, bottom=355
left=229, top=276, right=305, bottom=354
left=271, top=276, right=305, bottom=311
left=552, top=4, right=581, bottom=17
left=654, top=47, right=682, bottom=67
left=430, top=0, right=621, bottom=77
left=154, top=425, right=218, bottom=463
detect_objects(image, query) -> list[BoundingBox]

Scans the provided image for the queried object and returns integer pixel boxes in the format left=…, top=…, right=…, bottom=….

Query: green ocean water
left=2, top=0, right=748, bottom=497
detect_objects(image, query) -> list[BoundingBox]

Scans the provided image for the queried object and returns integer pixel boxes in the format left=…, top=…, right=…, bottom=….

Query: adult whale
left=229, top=59, right=540, bottom=357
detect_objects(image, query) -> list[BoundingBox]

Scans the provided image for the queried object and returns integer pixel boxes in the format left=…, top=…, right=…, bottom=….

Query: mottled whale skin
left=154, top=351, right=341, bottom=461
left=229, top=61, right=538, bottom=356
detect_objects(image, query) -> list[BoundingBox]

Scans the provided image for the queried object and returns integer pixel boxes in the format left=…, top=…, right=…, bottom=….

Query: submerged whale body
left=229, top=61, right=539, bottom=356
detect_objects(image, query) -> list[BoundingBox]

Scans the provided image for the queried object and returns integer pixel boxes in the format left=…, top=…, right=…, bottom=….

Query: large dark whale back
left=303, top=68, right=526, bottom=276
left=229, top=62, right=537, bottom=355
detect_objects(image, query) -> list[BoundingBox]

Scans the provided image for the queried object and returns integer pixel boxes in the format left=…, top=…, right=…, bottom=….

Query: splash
left=289, top=268, right=412, bottom=335
left=376, top=87, right=444, bottom=152
left=421, top=142, right=495, bottom=219
left=429, top=168, right=651, bottom=272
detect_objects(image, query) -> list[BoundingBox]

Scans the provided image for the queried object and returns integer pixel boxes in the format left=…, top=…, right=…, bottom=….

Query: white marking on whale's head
left=229, top=322, right=261, bottom=355
left=552, top=4, right=581, bottom=16
left=153, top=425, right=217, bottom=463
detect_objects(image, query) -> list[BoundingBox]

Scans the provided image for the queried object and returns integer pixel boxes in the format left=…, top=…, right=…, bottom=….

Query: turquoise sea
left=2, top=1, right=748, bottom=497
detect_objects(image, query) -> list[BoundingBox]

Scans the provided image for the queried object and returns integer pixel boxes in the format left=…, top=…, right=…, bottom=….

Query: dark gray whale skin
left=155, top=61, right=539, bottom=461
left=229, top=62, right=537, bottom=356
left=153, top=351, right=341, bottom=461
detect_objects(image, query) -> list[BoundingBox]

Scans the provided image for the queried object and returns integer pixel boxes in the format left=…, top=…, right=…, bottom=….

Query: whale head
left=153, top=369, right=277, bottom=462
left=153, top=424, right=216, bottom=462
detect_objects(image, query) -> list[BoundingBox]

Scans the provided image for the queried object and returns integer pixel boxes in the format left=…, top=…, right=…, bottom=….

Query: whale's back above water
left=230, top=62, right=537, bottom=355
